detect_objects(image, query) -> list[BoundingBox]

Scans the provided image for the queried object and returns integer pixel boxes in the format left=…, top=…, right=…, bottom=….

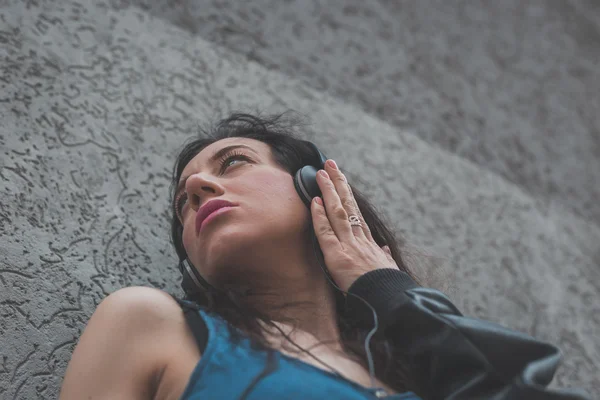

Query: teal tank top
left=180, top=308, right=421, bottom=400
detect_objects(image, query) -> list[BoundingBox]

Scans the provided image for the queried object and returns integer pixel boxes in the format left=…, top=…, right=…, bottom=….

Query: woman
left=59, top=112, right=591, bottom=399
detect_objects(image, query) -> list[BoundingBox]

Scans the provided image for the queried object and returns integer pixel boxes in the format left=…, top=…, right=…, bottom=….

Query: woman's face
left=176, top=137, right=311, bottom=287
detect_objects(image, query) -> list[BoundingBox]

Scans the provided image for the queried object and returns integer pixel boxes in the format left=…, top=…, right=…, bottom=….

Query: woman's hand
left=310, top=159, right=400, bottom=293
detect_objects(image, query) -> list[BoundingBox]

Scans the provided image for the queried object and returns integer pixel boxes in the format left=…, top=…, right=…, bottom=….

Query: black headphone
left=178, top=139, right=330, bottom=295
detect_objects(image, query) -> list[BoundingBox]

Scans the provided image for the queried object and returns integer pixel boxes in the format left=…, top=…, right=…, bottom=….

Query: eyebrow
left=175, top=144, right=259, bottom=197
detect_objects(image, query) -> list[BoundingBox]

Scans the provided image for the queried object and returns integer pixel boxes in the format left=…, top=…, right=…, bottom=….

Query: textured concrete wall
left=136, top=0, right=600, bottom=227
left=0, top=1, right=598, bottom=399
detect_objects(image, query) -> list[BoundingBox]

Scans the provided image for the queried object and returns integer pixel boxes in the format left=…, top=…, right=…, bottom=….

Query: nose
left=184, top=173, right=225, bottom=213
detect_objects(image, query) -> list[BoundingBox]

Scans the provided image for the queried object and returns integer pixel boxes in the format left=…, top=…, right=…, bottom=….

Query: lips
left=195, top=199, right=236, bottom=234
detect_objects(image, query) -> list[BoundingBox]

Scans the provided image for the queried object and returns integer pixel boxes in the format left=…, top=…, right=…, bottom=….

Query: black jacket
left=345, top=268, right=592, bottom=400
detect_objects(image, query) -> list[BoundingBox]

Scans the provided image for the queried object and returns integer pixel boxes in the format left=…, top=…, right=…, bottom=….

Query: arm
left=59, top=286, right=177, bottom=400
left=345, top=268, right=592, bottom=400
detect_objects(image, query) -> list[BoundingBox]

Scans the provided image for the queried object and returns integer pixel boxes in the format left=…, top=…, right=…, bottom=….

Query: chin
left=191, top=223, right=254, bottom=262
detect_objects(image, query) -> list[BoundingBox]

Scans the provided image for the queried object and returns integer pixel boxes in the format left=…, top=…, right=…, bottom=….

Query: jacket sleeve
left=344, top=268, right=592, bottom=400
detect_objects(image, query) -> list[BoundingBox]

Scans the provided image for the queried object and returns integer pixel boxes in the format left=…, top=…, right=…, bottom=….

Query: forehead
left=180, top=137, right=272, bottom=177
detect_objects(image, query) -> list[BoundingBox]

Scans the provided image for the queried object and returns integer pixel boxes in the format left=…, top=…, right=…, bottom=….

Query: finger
left=311, top=196, right=342, bottom=251
left=317, top=168, right=356, bottom=242
left=346, top=181, right=374, bottom=242
left=383, top=245, right=393, bottom=259
left=380, top=245, right=395, bottom=265
left=324, top=160, right=371, bottom=240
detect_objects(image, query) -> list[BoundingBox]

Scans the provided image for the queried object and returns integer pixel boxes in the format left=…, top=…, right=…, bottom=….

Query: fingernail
left=328, top=159, right=338, bottom=170
left=319, top=170, right=329, bottom=179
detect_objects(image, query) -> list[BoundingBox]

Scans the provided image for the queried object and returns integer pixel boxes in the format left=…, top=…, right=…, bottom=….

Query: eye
left=217, top=150, right=251, bottom=174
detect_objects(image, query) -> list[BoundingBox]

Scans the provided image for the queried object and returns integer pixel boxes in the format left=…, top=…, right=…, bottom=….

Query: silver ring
left=348, top=215, right=362, bottom=226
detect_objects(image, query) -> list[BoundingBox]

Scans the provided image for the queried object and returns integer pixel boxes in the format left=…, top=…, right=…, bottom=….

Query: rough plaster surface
left=136, top=0, right=600, bottom=226
left=0, top=1, right=598, bottom=399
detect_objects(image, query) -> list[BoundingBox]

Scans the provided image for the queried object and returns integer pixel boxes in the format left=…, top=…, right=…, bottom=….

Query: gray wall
left=1, top=0, right=598, bottom=399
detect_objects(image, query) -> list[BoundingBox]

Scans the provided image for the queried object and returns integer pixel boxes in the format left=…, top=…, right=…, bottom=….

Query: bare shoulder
left=91, top=286, right=195, bottom=361
left=60, top=286, right=194, bottom=400
left=98, top=287, right=202, bottom=398
left=105, top=287, right=203, bottom=400
left=99, top=286, right=185, bottom=324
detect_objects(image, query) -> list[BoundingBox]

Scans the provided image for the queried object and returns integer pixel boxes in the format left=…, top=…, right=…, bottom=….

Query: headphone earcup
left=294, top=165, right=322, bottom=208
left=180, top=269, right=198, bottom=296
left=293, top=140, right=328, bottom=209
left=179, top=258, right=214, bottom=294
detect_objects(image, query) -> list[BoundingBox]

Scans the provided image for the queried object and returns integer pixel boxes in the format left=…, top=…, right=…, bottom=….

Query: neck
left=222, top=234, right=344, bottom=353
left=254, top=277, right=344, bottom=354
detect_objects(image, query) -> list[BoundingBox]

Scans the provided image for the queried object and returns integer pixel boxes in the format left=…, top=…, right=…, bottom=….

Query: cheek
left=251, top=171, right=301, bottom=206
left=250, top=173, right=309, bottom=227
